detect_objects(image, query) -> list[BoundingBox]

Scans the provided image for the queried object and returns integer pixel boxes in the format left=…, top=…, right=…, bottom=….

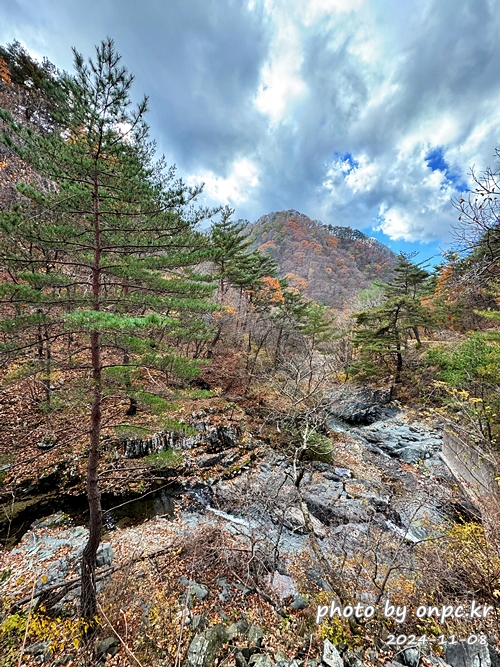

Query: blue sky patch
left=335, top=151, right=359, bottom=175
left=425, top=146, right=468, bottom=192
left=368, top=226, right=444, bottom=267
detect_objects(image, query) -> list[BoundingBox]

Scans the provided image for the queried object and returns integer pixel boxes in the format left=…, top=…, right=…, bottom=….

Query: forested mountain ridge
left=245, top=210, right=397, bottom=308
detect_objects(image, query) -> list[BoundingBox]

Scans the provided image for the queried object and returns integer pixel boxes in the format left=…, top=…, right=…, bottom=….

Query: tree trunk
left=80, top=330, right=102, bottom=625
left=80, top=173, right=103, bottom=627
left=206, top=320, right=223, bottom=359
left=395, top=339, right=403, bottom=383
left=412, top=326, right=421, bottom=346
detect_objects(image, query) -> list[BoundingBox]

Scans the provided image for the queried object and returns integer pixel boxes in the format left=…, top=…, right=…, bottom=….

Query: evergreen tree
left=210, top=207, right=277, bottom=295
left=350, top=253, right=433, bottom=382
left=299, top=302, right=336, bottom=393
left=0, top=40, right=217, bottom=623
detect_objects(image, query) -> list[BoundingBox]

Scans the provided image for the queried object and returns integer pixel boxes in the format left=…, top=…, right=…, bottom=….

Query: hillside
left=245, top=210, right=397, bottom=308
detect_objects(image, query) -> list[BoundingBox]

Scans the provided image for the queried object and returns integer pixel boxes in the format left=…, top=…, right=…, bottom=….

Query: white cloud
left=4, top=0, right=500, bottom=251
left=254, top=8, right=306, bottom=123
left=188, top=158, right=259, bottom=205
left=345, top=156, right=378, bottom=193
left=303, top=0, right=365, bottom=24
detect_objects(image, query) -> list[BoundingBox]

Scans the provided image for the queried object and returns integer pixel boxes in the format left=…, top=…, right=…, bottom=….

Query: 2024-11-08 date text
left=386, top=634, right=487, bottom=646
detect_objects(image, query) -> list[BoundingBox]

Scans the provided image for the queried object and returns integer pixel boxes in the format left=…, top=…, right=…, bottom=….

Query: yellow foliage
left=0, top=607, right=99, bottom=656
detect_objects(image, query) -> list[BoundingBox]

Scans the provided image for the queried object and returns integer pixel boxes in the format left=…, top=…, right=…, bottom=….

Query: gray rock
left=248, top=656, right=274, bottom=667
left=343, top=650, right=364, bottom=667
left=282, top=507, right=327, bottom=537
left=445, top=642, right=491, bottom=667
left=227, top=620, right=250, bottom=638
left=300, top=479, right=343, bottom=523
left=354, top=417, right=443, bottom=463
left=248, top=625, right=264, bottom=647
left=394, top=495, right=448, bottom=541
left=269, top=572, right=298, bottom=599
left=489, top=644, right=500, bottom=667
left=322, top=639, right=343, bottom=667
left=191, top=615, right=208, bottom=633
left=32, top=512, right=70, bottom=529
left=122, top=422, right=242, bottom=457
left=95, top=637, right=119, bottom=660
left=425, top=658, right=452, bottom=667
left=399, top=647, right=420, bottom=667
left=236, top=651, right=249, bottom=667
left=334, top=468, right=352, bottom=478
left=96, top=543, right=113, bottom=568
left=199, top=454, right=226, bottom=468
left=192, top=584, right=209, bottom=601
left=185, top=625, right=228, bottom=667
left=290, top=594, right=308, bottom=610
left=25, top=641, right=51, bottom=658
left=327, top=387, right=394, bottom=425
left=179, top=576, right=195, bottom=587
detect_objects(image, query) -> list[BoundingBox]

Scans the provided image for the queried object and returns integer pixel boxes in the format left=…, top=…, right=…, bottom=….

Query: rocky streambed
left=1, top=389, right=472, bottom=581
left=2, top=390, right=467, bottom=582
left=0, top=389, right=494, bottom=667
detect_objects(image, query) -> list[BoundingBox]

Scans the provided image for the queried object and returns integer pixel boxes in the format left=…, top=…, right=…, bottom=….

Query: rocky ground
left=0, top=390, right=498, bottom=666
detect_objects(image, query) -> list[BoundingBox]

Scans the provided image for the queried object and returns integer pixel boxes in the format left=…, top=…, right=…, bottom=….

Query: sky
left=2, top=0, right=500, bottom=263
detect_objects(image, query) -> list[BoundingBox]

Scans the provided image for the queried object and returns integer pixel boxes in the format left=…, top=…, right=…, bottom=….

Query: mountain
left=245, top=210, right=397, bottom=308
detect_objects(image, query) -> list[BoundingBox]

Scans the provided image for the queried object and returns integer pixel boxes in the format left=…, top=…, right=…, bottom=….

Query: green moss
left=145, top=449, right=183, bottom=468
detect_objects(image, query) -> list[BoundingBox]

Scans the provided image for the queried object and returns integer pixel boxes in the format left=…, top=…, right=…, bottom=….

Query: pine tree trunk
left=412, top=326, right=421, bottom=346
left=395, top=339, right=403, bottom=382
left=80, top=329, right=102, bottom=624
left=80, top=174, right=103, bottom=626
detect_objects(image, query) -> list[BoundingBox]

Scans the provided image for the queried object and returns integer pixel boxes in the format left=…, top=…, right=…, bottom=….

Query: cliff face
left=246, top=210, right=396, bottom=308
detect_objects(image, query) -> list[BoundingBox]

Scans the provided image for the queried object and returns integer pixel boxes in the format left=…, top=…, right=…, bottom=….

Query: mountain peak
left=246, top=210, right=396, bottom=308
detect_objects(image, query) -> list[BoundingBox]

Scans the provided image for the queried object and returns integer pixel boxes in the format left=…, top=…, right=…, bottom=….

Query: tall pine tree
left=350, top=253, right=433, bottom=382
left=0, top=40, right=218, bottom=623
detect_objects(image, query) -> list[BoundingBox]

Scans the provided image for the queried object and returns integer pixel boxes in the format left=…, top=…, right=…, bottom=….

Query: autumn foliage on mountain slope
left=246, top=210, right=397, bottom=309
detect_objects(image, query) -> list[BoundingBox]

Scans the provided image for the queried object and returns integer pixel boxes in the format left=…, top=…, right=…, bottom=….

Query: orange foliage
left=327, top=236, right=339, bottom=249
left=0, top=57, right=11, bottom=84
left=259, top=240, right=277, bottom=252
left=285, top=272, right=308, bottom=293
left=435, top=263, right=455, bottom=296
left=257, top=275, right=285, bottom=305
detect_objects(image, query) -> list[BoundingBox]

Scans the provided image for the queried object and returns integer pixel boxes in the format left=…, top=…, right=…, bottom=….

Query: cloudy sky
left=2, top=0, right=500, bottom=261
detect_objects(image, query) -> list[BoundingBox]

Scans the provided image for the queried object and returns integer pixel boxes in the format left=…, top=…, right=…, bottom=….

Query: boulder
left=185, top=625, right=228, bottom=667
left=249, top=656, right=274, bottom=667
left=227, top=620, right=250, bottom=639
left=445, top=641, right=491, bottom=667
left=282, top=507, right=328, bottom=537
left=11, top=526, right=113, bottom=597
left=327, top=387, right=394, bottom=425
left=322, top=639, right=343, bottom=667
left=354, top=418, right=442, bottom=463
left=399, top=647, right=420, bottom=667
left=247, top=625, right=264, bottom=648
left=343, top=650, right=364, bottom=667
left=95, top=637, right=119, bottom=660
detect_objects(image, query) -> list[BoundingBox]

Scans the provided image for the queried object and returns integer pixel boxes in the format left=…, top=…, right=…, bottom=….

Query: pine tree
left=210, top=207, right=277, bottom=295
left=0, top=40, right=218, bottom=624
left=350, top=253, right=433, bottom=382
